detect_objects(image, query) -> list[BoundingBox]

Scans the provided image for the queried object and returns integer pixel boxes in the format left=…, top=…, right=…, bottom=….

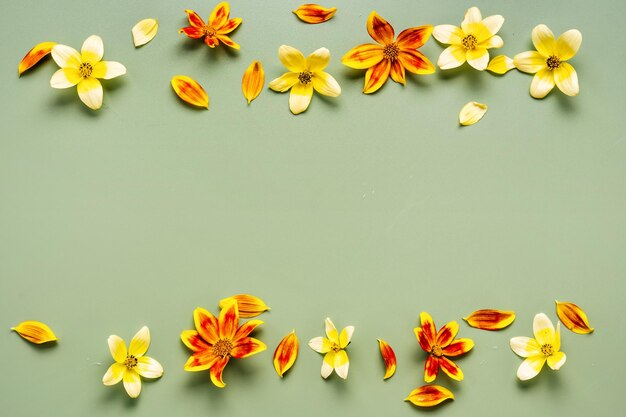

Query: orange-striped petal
left=209, top=1, right=231, bottom=28
left=233, top=319, right=263, bottom=340
left=556, top=300, right=594, bottom=334
left=396, top=25, right=433, bottom=49
left=216, top=34, right=239, bottom=50
left=242, top=61, right=264, bottom=104
left=405, top=385, right=454, bottom=407
left=273, top=330, right=299, bottom=377
left=217, top=18, right=242, bottom=35
left=419, top=312, right=437, bottom=345
left=180, top=330, right=210, bottom=352
left=442, top=338, right=474, bottom=357
left=219, top=294, right=270, bottom=318
left=463, top=309, right=516, bottom=330
left=398, top=49, right=435, bottom=74
left=414, top=327, right=432, bottom=352
left=293, top=4, right=337, bottom=24
left=231, top=337, right=266, bottom=358
left=341, top=43, right=384, bottom=69
left=179, top=26, right=205, bottom=39
left=367, top=11, right=394, bottom=45
left=435, top=321, right=459, bottom=347
left=389, top=59, right=405, bottom=84
left=218, top=299, right=239, bottom=339
left=183, top=9, right=205, bottom=28
left=363, top=59, right=390, bottom=94
left=18, top=42, right=57, bottom=76
left=439, top=356, right=463, bottom=381
left=205, top=35, right=220, bottom=48
left=424, top=355, right=439, bottom=383
left=171, top=75, right=209, bottom=109
left=11, top=320, right=58, bottom=344
left=377, top=339, right=396, bottom=380
left=184, top=352, right=219, bottom=372
left=193, top=307, right=219, bottom=344
left=209, top=356, right=229, bottom=387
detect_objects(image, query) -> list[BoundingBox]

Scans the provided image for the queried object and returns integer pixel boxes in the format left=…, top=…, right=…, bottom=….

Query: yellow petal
left=269, top=72, right=299, bottom=92
left=91, top=61, right=126, bottom=80
left=432, top=25, right=463, bottom=45
left=321, top=351, right=335, bottom=378
left=278, top=45, right=307, bottom=72
left=547, top=351, right=566, bottom=370
left=50, top=68, right=80, bottom=88
left=273, top=330, right=299, bottom=377
left=171, top=75, right=209, bottom=109
left=517, top=355, right=546, bottom=381
left=556, top=29, right=582, bottom=61
left=308, top=336, right=333, bottom=353
left=11, top=321, right=58, bottom=344
left=466, top=48, right=489, bottom=70
left=555, top=300, right=593, bottom=334
left=339, top=326, right=354, bottom=348
left=129, top=326, right=150, bottom=357
left=312, top=71, right=341, bottom=97
left=334, top=349, right=349, bottom=379
left=306, top=47, right=331, bottom=72
left=108, top=334, right=127, bottom=363
left=218, top=294, right=270, bottom=318
left=533, top=313, right=556, bottom=346
left=293, top=4, right=337, bottom=24
left=459, top=101, right=488, bottom=126
left=532, top=24, right=556, bottom=57
left=464, top=309, right=515, bottom=329
left=51, top=44, right=81, bottom=69
left=405, top=385, right=454, bottom=407
left=324, top=317, right=339, bottom=343
left=530, top=69, right=555, bottom=99
left=486, top=55, right=514, bottom=74
left=241, top=60, right=264, bottom=104
left=81, top=35, right=104, bottom=64
left=136, top=356, right=164, bottom=378
left=18, top=41, right=57, bottom=76
left=553, top=62, right=579, bottom=97
left=132, top=18, right=158, bottom=47
left=509, top=336, right=541, bottom=358
left=77, top=78, right=103, bottom=110
left=102, top=363, right=125, bottom=385
left=289, top=82, right=313, bottom=114
left=377, top=339, right=397, bottom=380
left=438, top=45, right=466, bottom=69
left=514, top=51, right=546, bottom=74
left=123, top=370, right=142, bottom=398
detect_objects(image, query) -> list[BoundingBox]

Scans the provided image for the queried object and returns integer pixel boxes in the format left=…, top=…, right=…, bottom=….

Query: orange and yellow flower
left=181, top=300, right=266, bottom=388
left=414, top=312, right=474, bottom=382
left=179, top=2, right=242, bottom=50
left=342, top=11, right=435, bottom=94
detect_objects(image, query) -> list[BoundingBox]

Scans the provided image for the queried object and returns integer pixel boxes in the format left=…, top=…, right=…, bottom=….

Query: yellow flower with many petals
left=514, top=24, right=581, bottom=99
left=308, top=317, right=354, bottom=379
left=510, top=313, right=566, bottom=381
left=342, top=11, right=435, bottom=94
left=433, top=7, right=504, bottom=71
left=181, top=300, right=266, bottom=388
left=179, top=2, right=242, bottom=49
left=50, top=35, right=126, bottom=110
left=269, top=45, right=341, bottom=115
left=102, top=326, right=163, bottom=398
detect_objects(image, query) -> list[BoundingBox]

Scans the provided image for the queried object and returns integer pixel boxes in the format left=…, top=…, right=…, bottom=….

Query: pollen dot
left=124, top=355, right=138, bottom=369
left=462, top=34, right=478, bottom=50
left=78, top=63, right=93, bottom=78
left=546, top=55, right=561, bottom=70
left=541, top=343, right=554, bottom=356
left=298, top=71, right=313, bottom=85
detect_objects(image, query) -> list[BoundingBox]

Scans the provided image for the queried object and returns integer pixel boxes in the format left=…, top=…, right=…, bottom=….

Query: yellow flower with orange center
left=179, top=2, right=242, bottom=49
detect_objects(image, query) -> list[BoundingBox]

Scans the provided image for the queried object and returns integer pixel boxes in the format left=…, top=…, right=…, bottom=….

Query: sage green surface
left=1, top=0, right=624, bottom=415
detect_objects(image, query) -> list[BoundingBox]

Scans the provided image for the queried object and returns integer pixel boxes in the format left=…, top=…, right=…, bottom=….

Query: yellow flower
left=269, top=45, right=341, bottom=115
left=514, top=24, right=581, bottom=98
left=50, top=35, right=126, bottom=110
left=308, top=317, right=354, bottom=379
left=510, top=313, right=566, bottom=381
left=102, top=326, right=163, bottom=398
left=433, top=7, right=504, bottom=71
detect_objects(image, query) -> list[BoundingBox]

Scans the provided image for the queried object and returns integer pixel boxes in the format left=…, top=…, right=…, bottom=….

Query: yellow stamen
left=462, top=34, right=477, bottom=50
left=124, top=355, right=138, bottom=369
left=213, top=338, right=233, bottom=358
left=78, top=62, right=93, bottom=78
left=431, top=345, right=443, bottom=357
left=541, top=343, right=554, bottom=356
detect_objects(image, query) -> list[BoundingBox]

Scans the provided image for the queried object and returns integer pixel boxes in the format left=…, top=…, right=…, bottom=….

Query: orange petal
left=183, top=9, right=205, bottom=28
left=18, top=42, right=57, bottom=76
left=556, top=300, right=594, bottom=334
left=341, top=43, right=384, bottom=69
left=389, top=59, right=405, bottom=84
left=398, top=50, right=435, bottom=74
left=193, top=307, right=219, bottom=344
left=414, top=327, right=432, bottom=352
left=219, top=294, right=270, bottom=318
left=435, top=321, right=459, bottom=347
left=11, top=320, right=58, bottom=344
left=396, top=25, right=433, bottom=49
left=367, top=11, right=394, bottom=45
left=242, top=61, right=265, bottom=104
left=184, top=352, right=219, bottom=372
left=442, top=338, right=474, bottom=357
left=419, top=312, right=437, bottom=345
left=424, top=355, right=439, bottom=383
left=363, top=59, right=390, bottom=94
left=439, top=356, right=464, bottom=381
left=233, top=319, right=264, bottom=340
left=217, top=18, right=242, bottom=35
left=377, top=339, right=397, bottom=379
left=209, top=356, right=229, bottom=387
left=209, top=1, right=231, bottom=28
left=463, top=309, right=516, bottom=330
left=179, top=26, right=205, bottom=39
left=218, top=298, right=239, bottom=339
left=231, top=337, right=266, bottom=358
left=180, top=330, right=210, bottom=352
left=171, top=75, right=209, bottom=109
left=293, top=4, right=337, bottom=24
left=405, top=385, right=454, bottom=407
left=273, top=330, right=299, bottom=377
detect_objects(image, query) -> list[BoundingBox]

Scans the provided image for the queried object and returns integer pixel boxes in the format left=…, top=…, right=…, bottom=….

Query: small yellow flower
left=510, top=313, right=566, bottom=381
left=433, top=7, right=504, bottom=71
left=308, top=317, right=354, bottom=379
left=102, top=326, right=163, bottom=398
left=50, top=35, right=126, bottom=110
left=269, top=45, right=341, bottom=115
left=514, top=24, right=581, bottom=98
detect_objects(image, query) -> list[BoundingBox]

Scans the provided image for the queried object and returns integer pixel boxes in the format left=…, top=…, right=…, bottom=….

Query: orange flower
left=342, top=11, right=435, bottom=94
left=414, top=312, right=474, bottom=382
left=180, top=300, right=266, bottom=388
left=179, top=2, right=242, bottom=50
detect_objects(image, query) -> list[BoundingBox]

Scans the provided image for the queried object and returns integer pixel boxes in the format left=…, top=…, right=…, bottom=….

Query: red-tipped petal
left=218, top=299, right=239, bottom=339
left=377, top=339, right=397, bottom=379
left=273, top=330, right=299, bottom=377
left=233, top=319, right=264, bottom=340
left=414, top=327, right=432, bottom=352
left=209, top=356, right=229, bottom=387
left=180, top=330, right=210, bottom=352
left=363, top=59, right=390, bottom=94
left=231, top=337, right=266, bottom=358
left=193, top=307, right=219, bottom=343
left=209, top=1, right=231, bottom=27
left=179, top=26, right=205, bottom=39
left=389, top=59, right=405, bottom=84
left=405, top=385, right=454, bottom=407
left=419, top=312, right=437, bottom=345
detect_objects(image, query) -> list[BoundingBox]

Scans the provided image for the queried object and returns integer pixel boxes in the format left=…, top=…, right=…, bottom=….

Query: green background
left=1, top=0, right=623, bottom=415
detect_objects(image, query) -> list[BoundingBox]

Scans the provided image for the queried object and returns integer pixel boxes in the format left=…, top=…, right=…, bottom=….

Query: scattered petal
left=273, top=330, right=299, bottom=377
left=293, top=4, right=337, bottom=24
left=555, top=300, right=594, bottom=334
left=171, top=75, right=209, bottom=109
left=242, top=61, right=265, bottom=104
left=463, top=309, right=515, bottom=330
left=405, top=385, right=454, bottom=407
left=486, top=55, right=515, bottom=74
left=11, top=321, right=58, bottom=344
left=18, top=42, right=57, bottom=76
left=377, top=339, right=396, bottom=379
left=132, top=18, right=158, bottom=47
left=459, top=101, right=488, bottom=126
left=219, top=294, right=270, bottom=318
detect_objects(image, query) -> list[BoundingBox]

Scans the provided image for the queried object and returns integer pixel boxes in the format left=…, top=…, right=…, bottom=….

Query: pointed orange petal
left=442, top=338, right=474, bottom=357
left=414, top=327, right=432, bottom=352
left=463, top=309, right=516, bottom=330
left=435, top=321, right=459, bottom=347
left=219, top=294, right=270, bottom=318
left=231, top=337, right=267, bottom=358
left=396, top=25, right=433, bottom=49
left=241, top=61, right=265, bottom=104
left=218, top=298, right=239, bottom=339
left=367, top=11, right=394, bottom=45
left=342, top=43, right=384, bottom=69
left=273, top=330, right=299, bottom=377
left=171, top=75, right=209, bottom=109
left=419, top=312, right=437, bottom=345
left=18, top=42, right=57, bottom=76
left=11, top=320, right=58, bottom=344
left=389, top=59, right=405, bottom=85
left=424, top=355, right=439, bottom=383
left=183, top=9, right=205, bottom=28
left=233, top=319, right=264, bottom=340
left=405, top=385, right=454, bottom=407
left=180, top=330, right=210, bottom=352
left=377, top=339, right=397, bottom=379
left=179, top=26, right=205, bottom=39
left=209, top=356, right=229, bottom=387
left=556, top=300, right=594, bottom=334
left=363, top=59, right=390, bottom=94
left=439, top=356, right=464, bottom=381
left=293, top=4, right=337, bottom=24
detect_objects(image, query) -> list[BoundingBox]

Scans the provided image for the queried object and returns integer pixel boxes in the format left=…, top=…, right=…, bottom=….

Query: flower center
left=330, top=342, right=342, bottom=353
left=383, top=43, right=400, bottom=60
left=546, top=55, right=561, bottom=70
left=202, top=25, right=216, bottom=37
left=541, top=343, right=554, bottom=356
left=124, top=355, right=138, bottom=369
left=298, top=71, right=313, bottom=85
left=462, top=34, right=478, bottom=50
left=78, top=62, right=93, bottom=78
left=431, top=345, right=443, bottom=357
left=213, top=338, right=233, bottom=358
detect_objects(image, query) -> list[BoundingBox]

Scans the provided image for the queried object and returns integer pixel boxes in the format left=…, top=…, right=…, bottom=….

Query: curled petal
left=442, top=338, right=474, bottom=357
left=377, top=339, right=396, bottom=379
left=517, top=355, right=546, bottom=381
left=132, top=18, right=158, bottom=47
left=12, top=321, right=58, bottom=344
left=464, top=309, right=515, bottom=329
left=399, top=49, right=435, bottom=74
left=555, top=300, right=593, bottom=334
left=171, top=75, right=209, bottom=109
left=459, top=101, right=488, bottom=126
left=334, top=349, right=349, bottom=379
left=289, top=83, right=313, bottom=114
left=209, top=356, right=229, bottom=388
left=486, top=55, right=515, bottom=75
left=424, top=355, right=439, bottom=383
left=184, top=9, right=205, bottom=28
left=18, top=41, right=57, bottom=76
left=293, top=4, right=337, bottom=24
left=435, top=321, right=459, bottom=347
left=341, top=43, right=384, bottom=69
left=123, top=370, right=141, bottom=398
left=363, top=59, right=390, bottom=94
left=204, top=35, right=219, bottom=48
left=439, top=356, right=464, bottom=381
left=367, top=11, right=394, bottom=45
left=136, top=356, right=164, bottom=379
left=554, top=62, right=579, bottom=96
left=396, top=25, right=433, bottom=49
left=77, top=78, right=103, bottom=110
left=219, top=294, right=270, bottom=318
left=129, top=326, right=150, bottom=357
left=405, top=385, right=454, bottom=407
left=273, top=330, right=299, bottom=377
left=312, top=71, right=341, bottom=97
left=231, top=337, right=266, bottom=358
left=556, top=29, right=582, bottom=61
left=532, top=24, right=556, bottom=57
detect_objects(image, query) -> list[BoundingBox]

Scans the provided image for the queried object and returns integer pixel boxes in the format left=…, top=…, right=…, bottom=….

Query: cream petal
left=308, top=336, right=332, bottom=353
left=554, top=62, right=579, bottom=96
left=462, top=7, right=483, bottom=31
left=123, top=370, right=142, bottom=398
left=459, top=101, right=488, bottom=126
left=132, top=18, right=158, bottom=47
left=268, top=72, right=299, bottom=92
left=321, top=351, right=335, bottom=378
left=77, top=78, right=104, bottom=110
left=129, top=326, right=150, bottom=357
left=50, top=68, right=80, bottom=88
left=334, top=350, right=349, bottom=379
left=517, top=356, right=546, bottom=381
left=307, top=47, right=331, bottom=72
left=102, top=363, right=125, bottom=385
left=510, top=336, right=541, bottom=358
left=556, top=29, right=582, bottom=61
left=466, top=48, right=489, bottom=70
left=481, top=35, right=503, bottom=49
left=136, top=356, right=164, bottom=379
left=530, top=69, right=555, bottom=99
left=547, top=351, right=566, bottom=370
left=324, top=317, right=339, bottom=344
left=339, top=326, right=354, bottom=348
left=108, top=335, right=127, bottom=363
left=312, top=71, right=341, bottom=97
left=532, top=24, right=556, bottom=57
left=81, top=35, right=104, bottom=63
left=51, top=44, right=81, bottom=69
left=92, top=61, right=126, bottom=80
left=513, top=51, right=546, bottom=74
left=481, top=15, right=504, bottom=36
left=432, top=25, right=464, bottom=45
left=533, top=313, right=556, bottom=345
left=438, top=45, right=466, bottom=69
left=288, top=83, right=313, bottom=115
left=554, top=322, right=561, bottom=352
left=279, top=45, right=307, bottom=72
